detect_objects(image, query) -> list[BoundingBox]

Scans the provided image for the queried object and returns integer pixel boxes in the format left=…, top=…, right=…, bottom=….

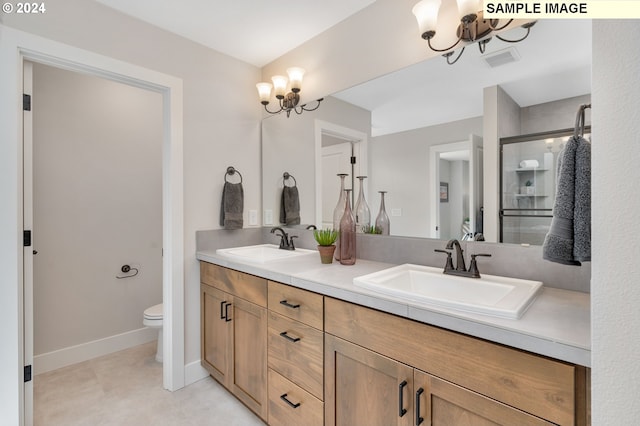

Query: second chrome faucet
left=435, top=239, right=491, bottom=278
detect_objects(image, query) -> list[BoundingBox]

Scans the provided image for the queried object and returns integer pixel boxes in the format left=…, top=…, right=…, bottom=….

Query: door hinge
left=23, top=230, right=32, bottom=247
left=350, top=156, right=356, bottom=165
left=24, top=365, right=32, bottom=383
left=23, top=94, right=31, bottom=111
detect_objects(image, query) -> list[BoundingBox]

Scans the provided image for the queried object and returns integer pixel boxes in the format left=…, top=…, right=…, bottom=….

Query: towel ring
left=283, top=172, right=297, bottom=187
left=225, top=166, right=243, bottom=183
left=573, top=104, right=591, bottom=138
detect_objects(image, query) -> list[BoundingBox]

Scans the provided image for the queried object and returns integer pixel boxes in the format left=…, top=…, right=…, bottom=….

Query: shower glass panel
left=499, top=128, right=591, bottom=245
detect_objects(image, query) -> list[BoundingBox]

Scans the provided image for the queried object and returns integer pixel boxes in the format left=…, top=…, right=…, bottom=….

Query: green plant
left=525, top=180, right=533, bottom=186
left=313, top=228, right=339, bottom=246
left=362, top=225, right=382, bottom=234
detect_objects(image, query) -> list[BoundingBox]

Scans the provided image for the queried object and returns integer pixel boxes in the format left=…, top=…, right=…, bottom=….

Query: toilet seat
left=143, top=303, right=163, bottom=328
left=144, top=303, right=163, bottom=320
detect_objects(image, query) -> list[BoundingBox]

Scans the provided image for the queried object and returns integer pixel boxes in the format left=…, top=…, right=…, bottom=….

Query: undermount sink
left=216, top=244, right=316, bottom=263
left=353, top=264, right=542, bottom=319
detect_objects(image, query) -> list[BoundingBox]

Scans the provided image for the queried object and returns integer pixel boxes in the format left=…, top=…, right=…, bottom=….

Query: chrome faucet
left=270, top=227, right=297, bottom=250
left=435, top=239, right=491, bottom=278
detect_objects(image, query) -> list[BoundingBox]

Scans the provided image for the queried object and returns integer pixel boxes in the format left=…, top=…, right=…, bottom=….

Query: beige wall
left=3, top=0, right=262, bottom=367
left=32, top=62, right=163, bottom=356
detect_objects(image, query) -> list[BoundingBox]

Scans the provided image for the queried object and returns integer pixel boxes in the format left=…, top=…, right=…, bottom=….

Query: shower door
left=500, top=129, right=589, bottom=245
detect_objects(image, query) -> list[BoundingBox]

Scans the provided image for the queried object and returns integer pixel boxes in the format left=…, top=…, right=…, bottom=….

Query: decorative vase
left=317, top=245, right=336, bottom=264
left=339, top=189, right=356, bottom=265
left=354, top=176, right=371, bottom=233
left=375, top=191, right=390, bottom=235
left=333, top=173, right=348, bottom=260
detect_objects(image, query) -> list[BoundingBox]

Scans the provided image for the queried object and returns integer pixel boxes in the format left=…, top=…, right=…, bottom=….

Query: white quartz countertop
left=197, top=249, right=591, bottom=367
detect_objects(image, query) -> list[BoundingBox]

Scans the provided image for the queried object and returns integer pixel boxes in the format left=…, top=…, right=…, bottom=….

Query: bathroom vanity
left=198, top=247, right=590, bottom=426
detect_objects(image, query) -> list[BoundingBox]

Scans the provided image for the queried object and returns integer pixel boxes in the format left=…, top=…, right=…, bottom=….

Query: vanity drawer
left=268, top=281, right=323, bottom=330
left=268, top=311, right=324, bottom=399
left=200, top=262, right=267, bottom=307
left=268, top=369, right=323, bottom=426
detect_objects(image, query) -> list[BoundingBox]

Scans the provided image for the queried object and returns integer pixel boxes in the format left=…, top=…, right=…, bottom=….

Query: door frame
left=314, top=120, right=368, bottom=227
left=0, top=26, right=185, bottom=425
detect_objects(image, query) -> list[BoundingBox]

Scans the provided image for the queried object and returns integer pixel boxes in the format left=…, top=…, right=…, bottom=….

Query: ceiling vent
left=482, top=47, right=521, bottom=68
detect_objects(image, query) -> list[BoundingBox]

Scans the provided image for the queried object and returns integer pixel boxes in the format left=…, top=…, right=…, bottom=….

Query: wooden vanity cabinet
left=325, top=297, right=589, bottom=426
left=267, top=280, right=324, bottom=426
left=200, top=263, right=268, bottom=421
left=200, top=262, right=589, bottom=426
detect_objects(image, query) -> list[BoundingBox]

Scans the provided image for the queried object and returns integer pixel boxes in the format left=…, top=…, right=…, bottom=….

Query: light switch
left=249, top=210, right=258, bottom=226
left=264, top=209, right=273, bottom=225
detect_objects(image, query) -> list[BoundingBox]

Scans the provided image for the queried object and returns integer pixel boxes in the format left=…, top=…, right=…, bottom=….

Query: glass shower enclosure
left=499, top=128, right=590, bottom=245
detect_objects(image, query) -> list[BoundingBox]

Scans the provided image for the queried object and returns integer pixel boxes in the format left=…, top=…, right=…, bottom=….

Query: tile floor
left=34, top=341, right=265, bottom=425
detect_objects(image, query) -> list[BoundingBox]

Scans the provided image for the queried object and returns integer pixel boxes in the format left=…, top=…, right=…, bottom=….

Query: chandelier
left=412, top=0, right=536, bottom=65
left=256, top=67, right=323, bottom=117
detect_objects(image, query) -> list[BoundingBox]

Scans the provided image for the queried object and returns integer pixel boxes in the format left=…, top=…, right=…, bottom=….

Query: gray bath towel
left=280, top=185, right=300, bottom=225
left=573, top=137, right=591, bottom=262
left=543, top=136, right=591, bottom=265
left=220, top=182, right=244, bottom=230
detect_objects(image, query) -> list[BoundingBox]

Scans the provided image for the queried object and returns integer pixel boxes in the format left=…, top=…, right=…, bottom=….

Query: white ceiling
left=94, top=2, right=591, bottom=137
left=95, top=0, right=376, bottom=67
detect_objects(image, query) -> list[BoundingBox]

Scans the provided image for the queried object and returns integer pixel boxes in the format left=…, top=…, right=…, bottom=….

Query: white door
left=321, top=142, right=353, bottom=228
left=23, top=61, right=34, bottom=426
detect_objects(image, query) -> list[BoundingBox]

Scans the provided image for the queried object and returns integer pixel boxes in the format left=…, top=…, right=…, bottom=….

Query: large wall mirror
left=262, top=19, right=591, bottom=243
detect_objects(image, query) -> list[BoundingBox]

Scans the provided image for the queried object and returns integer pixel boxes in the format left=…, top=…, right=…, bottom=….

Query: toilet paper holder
left=116, top=264, right=139, bottom=279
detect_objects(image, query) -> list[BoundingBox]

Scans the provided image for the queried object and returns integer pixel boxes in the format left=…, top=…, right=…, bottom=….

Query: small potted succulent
left=362, top=225, right=382, bottom=234
left=313, top=228, right=339, bottom=264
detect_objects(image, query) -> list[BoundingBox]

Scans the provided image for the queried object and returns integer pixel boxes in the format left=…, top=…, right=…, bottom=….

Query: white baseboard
left=184, top=359, right=209, bottom=386
left=34, top=327, right=158, bottom=375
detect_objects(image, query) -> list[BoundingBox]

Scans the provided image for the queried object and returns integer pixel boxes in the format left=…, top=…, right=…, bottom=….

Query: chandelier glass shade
left=256, top=67, right=323, bottom=117
left=412, top=0, right=536, bottom=64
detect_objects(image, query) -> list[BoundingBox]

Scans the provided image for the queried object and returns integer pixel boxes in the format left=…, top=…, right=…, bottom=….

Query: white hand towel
left=519, top=159, right=539, bottom=168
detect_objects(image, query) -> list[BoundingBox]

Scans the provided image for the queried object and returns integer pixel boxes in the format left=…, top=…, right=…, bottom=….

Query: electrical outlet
left=391, top=208, right=402, bottom=217
left=263, top=209, right=273, bottom=225
left=249, top=210, right=258, bottom=226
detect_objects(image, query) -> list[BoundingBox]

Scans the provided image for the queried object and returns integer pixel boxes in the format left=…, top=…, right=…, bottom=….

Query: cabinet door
left=413, top=370, right=553, bottom=426
left=325, top=335, right=413, bottom=426
left=230, top=296, right=268, bottom=420
left=201, top=284, right=231, bottom=387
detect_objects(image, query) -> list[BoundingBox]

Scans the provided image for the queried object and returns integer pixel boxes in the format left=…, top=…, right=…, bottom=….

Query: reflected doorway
left=429, top=135, right=483, bottom=240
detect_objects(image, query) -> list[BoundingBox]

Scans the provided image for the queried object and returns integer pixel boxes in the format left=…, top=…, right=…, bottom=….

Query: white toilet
left=143, top=303, right=163, bottom=362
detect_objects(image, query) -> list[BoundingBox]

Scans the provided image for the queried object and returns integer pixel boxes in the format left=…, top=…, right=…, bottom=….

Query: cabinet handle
left=398, top=380, right=408, bottom=417
left=280, top=393, right=301, bottom=409
left=415, top=388, right=424, bottom=426
left=279, top=331, right=301, bottom=343
left=224, top=302, right=232, bottom=322
left=279, top=300, right=300, bottom=309
left=220, top=301, right=227, bottom=320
